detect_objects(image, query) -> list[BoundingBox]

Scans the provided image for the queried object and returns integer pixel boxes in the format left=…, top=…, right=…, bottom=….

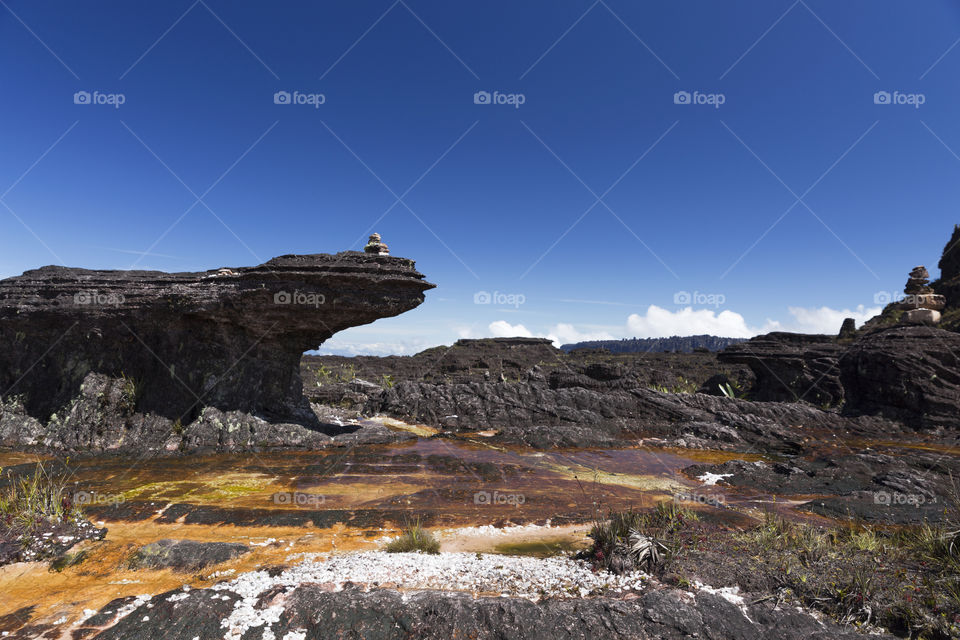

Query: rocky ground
left=1, top=237, right=960, bottom=638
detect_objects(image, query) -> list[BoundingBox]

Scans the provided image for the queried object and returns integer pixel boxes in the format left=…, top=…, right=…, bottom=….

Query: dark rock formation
left=86, top=583, right=887, bottom=640
left=686, top=446, right=959, bottom=524
left=717, top=333, right=844, bottom=407
left=838, top=317, right=857, bottom=341
left=353, top=377, right=874, bottom=453
left=127, top=539, right=249, bottom=572
left=937, top=224, right=960, bottom=307
left=0, top=515, right=105, bottom=567
left=0, top=252, right=432, bottom=426
left=561, top=334, right=746, bottom=354
left=839, top=325, right=960, bottom=428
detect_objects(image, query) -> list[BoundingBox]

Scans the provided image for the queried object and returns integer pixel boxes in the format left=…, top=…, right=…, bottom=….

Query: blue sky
left=2, top=1, right=959, bottom=354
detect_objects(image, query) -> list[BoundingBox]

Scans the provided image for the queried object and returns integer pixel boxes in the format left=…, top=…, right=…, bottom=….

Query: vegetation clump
left=587, top=502, right=697, bottom=574
left=0, top=463, right=83, bottom=536
left=384, top=518, right=440, bottom=554
left=0, top=463, right=102, bottom=566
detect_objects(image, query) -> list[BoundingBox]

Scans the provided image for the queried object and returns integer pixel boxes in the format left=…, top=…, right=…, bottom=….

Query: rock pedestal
left=0, top=252, right=433, bottom=423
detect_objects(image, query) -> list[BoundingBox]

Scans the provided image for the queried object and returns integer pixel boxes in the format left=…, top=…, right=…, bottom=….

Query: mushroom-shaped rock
left=0, top=252, right=433, bottom=423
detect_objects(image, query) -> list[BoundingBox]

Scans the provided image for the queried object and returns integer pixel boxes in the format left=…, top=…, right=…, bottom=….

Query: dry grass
left=384, top=518, right=440, bottom=554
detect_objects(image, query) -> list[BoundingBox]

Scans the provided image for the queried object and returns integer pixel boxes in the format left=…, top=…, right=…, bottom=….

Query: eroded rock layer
left=0, top=252, right=433, bottom=425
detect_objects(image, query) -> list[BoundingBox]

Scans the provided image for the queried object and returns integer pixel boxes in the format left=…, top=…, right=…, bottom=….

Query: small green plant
left=651, top=377, right=699, bottom=394
left=171, top=418, right=184, bottom=435
left=0, top=463, right=82, bottom=536
left=314, top=365, right=333, bottom=386
left=628, top=530, right=669, bottom=571
left=336, top=364, right=357, bottom=383
left=384, top=518, right=440, bottom=554
left=119, top=372, right=139, bottom=413
left=380, top=374, right=395, bottom=388
left=587, top=504, right=690, bottom=572
left=643, top=500, right=698, bottom=534
left=719, top=381, right=748, bottom=399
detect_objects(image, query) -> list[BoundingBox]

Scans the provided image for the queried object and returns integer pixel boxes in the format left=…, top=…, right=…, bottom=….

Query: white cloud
left=314, top=341, right=429, bottom=356
left=546, top=323, right=615, bottom=346
left=472, top=304, right=884, bottom=349
left=782, top=304, right=880, bottom=334
left=626, top=305, right=761, bottom=339
left=487, top=320, right=533, bottom=338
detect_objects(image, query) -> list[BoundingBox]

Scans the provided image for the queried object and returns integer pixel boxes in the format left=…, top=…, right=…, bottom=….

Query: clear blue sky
left=2, top=1, right=959, bottom=354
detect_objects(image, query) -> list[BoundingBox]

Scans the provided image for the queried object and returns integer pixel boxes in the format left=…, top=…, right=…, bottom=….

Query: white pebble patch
left=697, top=472, right=732, bottom=486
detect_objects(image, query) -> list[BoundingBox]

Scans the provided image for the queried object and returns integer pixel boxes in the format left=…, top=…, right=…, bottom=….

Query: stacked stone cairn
left=899, top=266, right=946, bottom=325
left=364, top=232, right=390, bottom=256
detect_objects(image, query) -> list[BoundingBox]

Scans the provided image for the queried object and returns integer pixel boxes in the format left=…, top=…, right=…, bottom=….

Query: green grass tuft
left=384, top=518, right=440, bottom=554
left=0, top=463, right=83, bottom=536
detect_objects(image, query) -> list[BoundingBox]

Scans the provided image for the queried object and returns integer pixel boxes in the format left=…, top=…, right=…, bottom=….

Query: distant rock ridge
left=0, top=251, right=433, bottom=425
left=561, top=335, right=747, bottom=354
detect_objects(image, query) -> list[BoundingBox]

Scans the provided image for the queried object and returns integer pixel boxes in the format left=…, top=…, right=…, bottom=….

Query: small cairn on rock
left=364, top=232, right=390, bottom=256
left=899, top=265, right=946, bottom=325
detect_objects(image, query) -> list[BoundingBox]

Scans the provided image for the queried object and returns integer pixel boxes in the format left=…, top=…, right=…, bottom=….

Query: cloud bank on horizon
left=318, top=304, right=882, bottom=356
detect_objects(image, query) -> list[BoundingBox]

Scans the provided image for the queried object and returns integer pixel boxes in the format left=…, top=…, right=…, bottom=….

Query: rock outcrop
left=346, top=374, right=879, bottom=453
left=839, top=325, right=960, bottom=428
left=83, top=583, right=886, bottom=640
left=717, top=333, right=845, bottom=407
left=0, top=252, right=433, bottom=426
left=936, top=223, right=960, bottom=307
left=127, top=539, right=249, bottom=572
